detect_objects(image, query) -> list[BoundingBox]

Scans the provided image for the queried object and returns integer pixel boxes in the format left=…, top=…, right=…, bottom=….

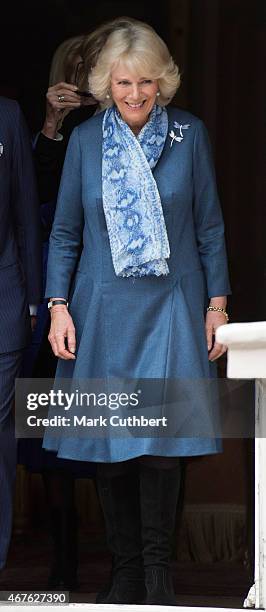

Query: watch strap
left=48, top=299, right=68, bottom=310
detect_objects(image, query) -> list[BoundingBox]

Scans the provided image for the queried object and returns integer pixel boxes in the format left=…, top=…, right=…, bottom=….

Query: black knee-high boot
left=96, top=462, right=146, bottom=604
left=139, top=459, right=180, bottom=606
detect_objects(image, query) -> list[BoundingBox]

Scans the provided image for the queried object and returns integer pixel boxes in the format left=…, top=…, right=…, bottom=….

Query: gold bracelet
left=207, top=306, right=229, bottom=322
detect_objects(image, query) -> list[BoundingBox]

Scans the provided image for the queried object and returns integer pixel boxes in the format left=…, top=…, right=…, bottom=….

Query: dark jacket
left=0, top=97, right=42, bottom=353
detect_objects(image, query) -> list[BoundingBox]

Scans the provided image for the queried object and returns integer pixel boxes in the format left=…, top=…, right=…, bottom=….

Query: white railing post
left=216, top=322, right=266, bottom=610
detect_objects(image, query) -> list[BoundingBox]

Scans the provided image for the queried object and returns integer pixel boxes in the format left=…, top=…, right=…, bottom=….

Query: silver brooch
left=0, top=143, right=3, bottom=157
left=169, top=122, right=190, bottom=147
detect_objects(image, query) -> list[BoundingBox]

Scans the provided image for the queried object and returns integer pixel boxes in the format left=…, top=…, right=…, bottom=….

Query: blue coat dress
left=43, top=106, right=231, bottom=463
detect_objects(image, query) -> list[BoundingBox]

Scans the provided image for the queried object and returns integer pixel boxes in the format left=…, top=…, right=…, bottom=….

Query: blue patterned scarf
left=102, top=104, right=170, bottom=277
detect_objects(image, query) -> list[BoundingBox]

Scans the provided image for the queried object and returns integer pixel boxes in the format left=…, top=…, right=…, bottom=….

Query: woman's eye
left=119, top=81, right=130, bottom=86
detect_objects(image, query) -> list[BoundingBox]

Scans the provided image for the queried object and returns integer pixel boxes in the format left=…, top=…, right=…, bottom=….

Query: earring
left=106, top=94, right=110, bottom=99
left=156, top=91, right=160, bottom=97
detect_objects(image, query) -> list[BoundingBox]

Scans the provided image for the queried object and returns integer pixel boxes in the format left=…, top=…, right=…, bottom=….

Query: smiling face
left=110, top=62, right=159, bottom=134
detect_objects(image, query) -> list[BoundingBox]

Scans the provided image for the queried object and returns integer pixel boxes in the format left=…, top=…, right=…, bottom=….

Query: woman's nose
left=131, top=84, right=141, bottom=100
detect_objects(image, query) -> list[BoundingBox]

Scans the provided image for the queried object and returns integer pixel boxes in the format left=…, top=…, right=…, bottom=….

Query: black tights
left=97, top=455, right=180, bottom=479
left=41, top=456, right=181, bottom=506
left=97, top=456, right=186, bottom=530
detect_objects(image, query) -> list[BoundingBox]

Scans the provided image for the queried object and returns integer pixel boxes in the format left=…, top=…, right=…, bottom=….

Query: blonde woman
left=35, top=34, right=97, bottom=202
left=44, top=17, right=230, bottom=605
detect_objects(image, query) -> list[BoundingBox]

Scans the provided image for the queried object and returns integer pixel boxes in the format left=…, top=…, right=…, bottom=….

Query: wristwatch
left=48, top=299, right=68, bottom=310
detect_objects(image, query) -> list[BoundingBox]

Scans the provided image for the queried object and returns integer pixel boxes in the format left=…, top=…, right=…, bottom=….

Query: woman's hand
left=205, top=310, right=228, bottom=362
left=48, top=305, right=76, bottom=360
left=41, top=82, right=82, bottom=139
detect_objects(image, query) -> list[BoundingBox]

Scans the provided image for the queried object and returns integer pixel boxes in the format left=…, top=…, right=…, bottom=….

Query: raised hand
left=41, top=82, right=82, bottom=138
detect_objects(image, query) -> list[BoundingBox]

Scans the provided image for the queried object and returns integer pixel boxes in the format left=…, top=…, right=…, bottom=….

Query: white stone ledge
left=216, top=322, right=266, bottom=378
left=1, top=606, right=248, bottom=612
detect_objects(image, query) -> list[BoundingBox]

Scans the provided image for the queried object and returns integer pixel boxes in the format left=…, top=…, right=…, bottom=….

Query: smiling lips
left=125, top=101, right=146, bottom=109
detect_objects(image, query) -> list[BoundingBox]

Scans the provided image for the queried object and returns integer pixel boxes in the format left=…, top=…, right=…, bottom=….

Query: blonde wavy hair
left=48, top=35, right=84, bottom=86
left=88, top=17, right=181, bottom=108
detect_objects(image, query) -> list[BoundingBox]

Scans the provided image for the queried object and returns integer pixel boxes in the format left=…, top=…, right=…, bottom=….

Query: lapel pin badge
left=169, top=122, right=190, bottom=147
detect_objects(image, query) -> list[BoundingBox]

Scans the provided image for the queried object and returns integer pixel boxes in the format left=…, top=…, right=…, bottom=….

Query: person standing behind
left=0, top=97, right=41, bottom=573
left=33, top=34, right=97, bottom=206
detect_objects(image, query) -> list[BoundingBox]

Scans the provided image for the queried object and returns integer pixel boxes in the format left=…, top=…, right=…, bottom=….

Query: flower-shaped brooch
left=169, top=122, right=190, bottom=147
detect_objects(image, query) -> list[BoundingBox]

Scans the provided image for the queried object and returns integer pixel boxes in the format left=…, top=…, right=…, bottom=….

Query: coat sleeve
left=11, top=103, right=42, bottom=304
left=34, top=132, right=66, bottom=203
left=45, top=126, right=84, bottom=299
left=192, top=120, right=231, bottom=298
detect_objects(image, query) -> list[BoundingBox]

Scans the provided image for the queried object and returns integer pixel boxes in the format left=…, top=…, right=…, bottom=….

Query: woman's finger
left=49, top=309, right=76, bottom=360
left=48, top=331, right=59, bottom=357
left=47, top=95, right=81, bottom=111
left=54, top=331, right=75, bottom=360
left=48, top=91, right=81, bottom=103
left=208, top=341, right=226, bottom=361
left=50, top=82, right=79, bottom=93
left=205, top=324, right=213, bottom=352
left=67, top=328, right=76, bottom=354
left=56, top=102, right=81, bottom=112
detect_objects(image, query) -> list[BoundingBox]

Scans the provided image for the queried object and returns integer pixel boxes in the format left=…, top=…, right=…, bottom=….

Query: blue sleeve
left=45, top=127, right=84, bottom=299
left=192, top=120, right=231, bottom=297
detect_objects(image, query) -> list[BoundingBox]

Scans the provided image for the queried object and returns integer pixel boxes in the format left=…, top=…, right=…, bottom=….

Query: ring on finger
left=58, top=94, right=65, bottom=102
